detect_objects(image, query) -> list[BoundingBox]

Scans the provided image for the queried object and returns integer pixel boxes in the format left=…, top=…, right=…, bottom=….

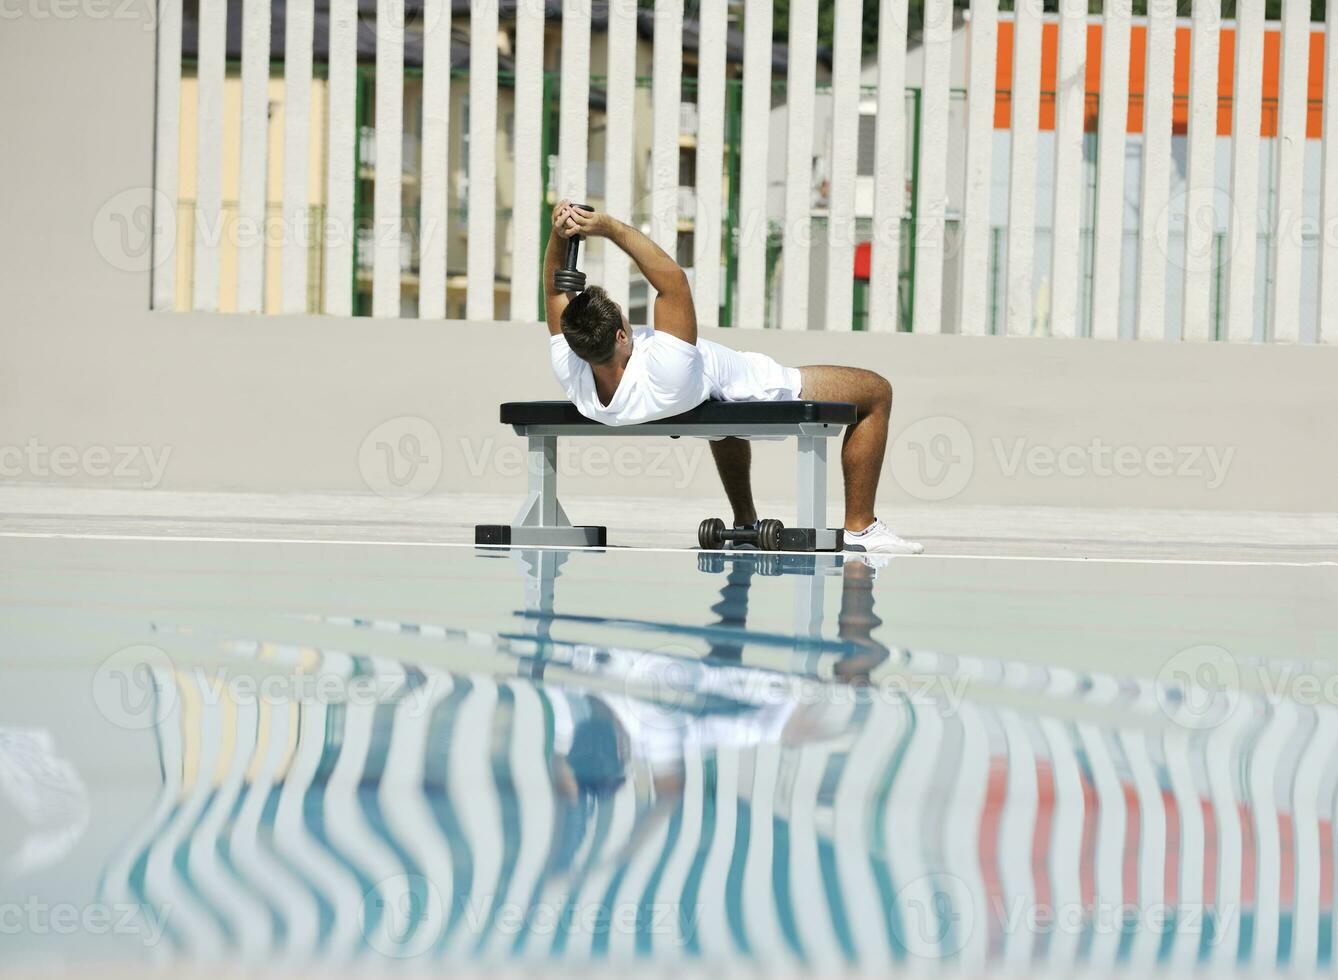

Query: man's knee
left=876, top=374, right=893, bottom=409
left=862, top=371, right=892, bottom=414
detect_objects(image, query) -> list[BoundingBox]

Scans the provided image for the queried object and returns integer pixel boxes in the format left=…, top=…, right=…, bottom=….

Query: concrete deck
left=2, top=486, right=1336, bottom=563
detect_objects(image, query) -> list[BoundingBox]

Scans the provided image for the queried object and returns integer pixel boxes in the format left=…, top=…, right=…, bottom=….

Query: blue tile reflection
left=91, top=549, right=1331, bottom=970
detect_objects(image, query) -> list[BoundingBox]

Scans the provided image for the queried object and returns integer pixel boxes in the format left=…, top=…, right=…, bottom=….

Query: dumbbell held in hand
left=553, top=203, right=594, bottom=293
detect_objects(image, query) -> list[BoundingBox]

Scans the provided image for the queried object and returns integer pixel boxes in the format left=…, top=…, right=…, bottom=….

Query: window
left=857, top=113, right=876, bottom=177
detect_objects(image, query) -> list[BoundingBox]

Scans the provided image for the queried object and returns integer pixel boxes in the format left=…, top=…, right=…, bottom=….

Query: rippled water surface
left=1, top=537, right=1335, bottom=975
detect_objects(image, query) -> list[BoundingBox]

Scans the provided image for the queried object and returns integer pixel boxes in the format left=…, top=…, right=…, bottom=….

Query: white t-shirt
left=549, top=327, right=709, bottom=426
left=550, top=326, right=802, bottom=426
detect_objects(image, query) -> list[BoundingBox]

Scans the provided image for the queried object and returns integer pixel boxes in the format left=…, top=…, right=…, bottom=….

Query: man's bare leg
left=797, top=365, right=892, bottom=532
left=708, top=437, right=758, bottom=526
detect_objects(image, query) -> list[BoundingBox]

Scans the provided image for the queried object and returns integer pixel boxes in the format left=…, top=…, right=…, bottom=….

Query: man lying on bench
left=544, top=200, right=923, bottom=556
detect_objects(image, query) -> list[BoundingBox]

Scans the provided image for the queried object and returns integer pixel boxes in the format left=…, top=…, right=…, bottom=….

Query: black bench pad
left=500, top=400, right=858, bottom=428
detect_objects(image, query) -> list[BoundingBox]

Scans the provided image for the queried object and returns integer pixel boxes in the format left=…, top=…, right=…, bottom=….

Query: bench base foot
left=475, top=524, right=608, bottom=549
left=779, top=527, right=845, bottom=553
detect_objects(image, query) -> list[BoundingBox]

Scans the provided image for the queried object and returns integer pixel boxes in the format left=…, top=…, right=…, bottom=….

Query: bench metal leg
left=514, top=435, right=569, bottom=528
left=475, top=436, right=608, bottom=548
left=789, top=436, right=844, bottom=552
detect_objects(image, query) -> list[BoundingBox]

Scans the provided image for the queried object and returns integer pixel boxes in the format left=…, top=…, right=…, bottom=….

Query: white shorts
left=697, top=337, right=804, bottom=403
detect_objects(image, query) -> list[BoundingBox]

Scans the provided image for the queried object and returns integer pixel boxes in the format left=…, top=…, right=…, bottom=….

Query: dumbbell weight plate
left=698, top=517, right=727, bottom=550
left=757, top=519, right=785, bottom=552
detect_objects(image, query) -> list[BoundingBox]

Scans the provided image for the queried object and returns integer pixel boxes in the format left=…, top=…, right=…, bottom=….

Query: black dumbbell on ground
left=697, top=517, right=786, bottom=552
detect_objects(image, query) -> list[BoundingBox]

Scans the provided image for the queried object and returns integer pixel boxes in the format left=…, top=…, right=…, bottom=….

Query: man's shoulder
left=640, top=327, right=699, bottom=356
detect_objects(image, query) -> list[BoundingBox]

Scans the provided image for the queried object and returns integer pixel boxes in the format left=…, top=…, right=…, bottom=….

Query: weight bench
left=475, top=400, right=856, bottom=552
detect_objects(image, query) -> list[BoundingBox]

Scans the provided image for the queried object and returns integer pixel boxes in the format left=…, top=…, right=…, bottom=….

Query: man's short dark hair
left=560, top=285, right=623, bottom=364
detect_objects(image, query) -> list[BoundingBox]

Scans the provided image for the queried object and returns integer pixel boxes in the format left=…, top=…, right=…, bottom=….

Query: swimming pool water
left=1, top=537, right=1335, bottom=973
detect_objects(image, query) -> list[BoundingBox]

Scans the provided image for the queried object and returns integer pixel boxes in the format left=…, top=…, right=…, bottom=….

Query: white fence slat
left=1124, top=727, right=1168, bottom=967
left=688, top=748, right=738, bottom=956
left=603, top=0, right=636, bottom=312
left=650, top=0, right=683, bottom=261
left=490, top=682, right=552, bottom=958
left=958, top=0, right=997, bottom=335
left=558, top=0, right=590, bottom=203
left=693, top=0, right=728, bottom=329
left=1248, top=702, right=1298, bottom=968
left=913, top=0, right=952, bottom=334
left=1181, top=0, right=1220, bottom=341
left=237, top=0, right=271, bottom=313
left=281, top=0, right=314, bottom=314
left=466, top=0, right=498, bottom=320
left=192, top=0, right=225, bottom=312
left=506, top=0, right=541, bottom=320
left=1039, top=708, right=1086, bottom=965
left=868, top=0, right=909, bottom=332
left=417, top=0, right=452, bottom=319
left=1004, top=0, right=1042, bottom=336
left=324, top=0, right=357, bottom=317
left=152, top=0, right=182, bottom=310
left=947, top=705, right=992, bottom=968
left=1226, top=0, right=1266, bottom=343
left=780, top=0, right=818, bottom=330
left=741, top=745, right=786, bottom=951
left=823, top=0, right=863, bottom=332
left=1081, top=722, right=1126, bottom=966
left=1163, top=727, right=1205, bottom=968
left=997, top=712, right=1038, bottom=965
left=1204, top=713, right=1246, bottom=962
left=372, top=0, right=404, bottom=318
left=736, top=0, right=773, bottom=328
left=1134, top=0, right=1175, bottom=340
left=1048, top=0, right=1087, bottom=338
left=1290, top=709, right=1338, bottom=970
left=1322, top=0, right=1338, bottom=343
left=1090, top=0, right=1132, bottom=340
left=1270, top=0, right=1310, bottom=343
left=645, top=748, right=706, bottom=952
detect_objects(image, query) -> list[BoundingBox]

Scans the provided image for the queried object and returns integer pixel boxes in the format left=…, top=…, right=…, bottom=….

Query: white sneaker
left=842, top=519, right=924, bottom=556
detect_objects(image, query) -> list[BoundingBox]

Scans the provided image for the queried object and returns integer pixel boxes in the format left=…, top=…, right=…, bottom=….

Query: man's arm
left=543, top=199, right=580, bottom=337
left=564, top=209, right=697, bottom=346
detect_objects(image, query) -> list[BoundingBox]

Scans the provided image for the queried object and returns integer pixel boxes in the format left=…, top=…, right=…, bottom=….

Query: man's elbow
left=662, top=268, right=691, bottom=298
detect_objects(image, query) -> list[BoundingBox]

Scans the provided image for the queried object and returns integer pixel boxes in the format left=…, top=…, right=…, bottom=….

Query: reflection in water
left=0, top=728, right=89, bottom=876
left=99, top=550, right=1335, bottom=971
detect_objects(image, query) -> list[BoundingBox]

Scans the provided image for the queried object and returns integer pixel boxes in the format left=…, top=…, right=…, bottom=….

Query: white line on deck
left=0, top=531, right=1334, bottom=568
